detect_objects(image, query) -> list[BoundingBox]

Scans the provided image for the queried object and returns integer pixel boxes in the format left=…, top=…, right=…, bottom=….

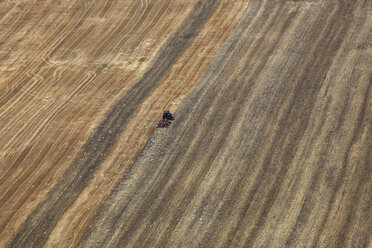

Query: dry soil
left=0, top=0, right=371, bottom=247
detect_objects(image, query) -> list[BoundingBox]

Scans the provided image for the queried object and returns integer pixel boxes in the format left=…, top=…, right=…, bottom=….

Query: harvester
left=156, top=110, right=174, bottom=128
left=162, top=110, right=174, bottom=120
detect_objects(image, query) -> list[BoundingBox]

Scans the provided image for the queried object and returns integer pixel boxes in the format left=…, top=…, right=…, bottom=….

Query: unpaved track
left=1, top=0, right=372, bottom=247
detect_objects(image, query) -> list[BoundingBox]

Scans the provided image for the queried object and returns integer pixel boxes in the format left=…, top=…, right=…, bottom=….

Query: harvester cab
left=162, top=110, right=174, bottom=120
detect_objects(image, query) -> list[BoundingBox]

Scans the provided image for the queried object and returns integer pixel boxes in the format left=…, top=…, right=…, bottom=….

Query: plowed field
left=1, top=0, right=371, bottom=247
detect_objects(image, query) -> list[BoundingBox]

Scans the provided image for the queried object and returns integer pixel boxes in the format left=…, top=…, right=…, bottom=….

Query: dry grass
left=0, top=0, right=371, bottom=247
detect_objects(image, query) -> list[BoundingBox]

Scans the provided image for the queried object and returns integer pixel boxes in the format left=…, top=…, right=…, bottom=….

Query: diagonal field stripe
left=6, top=0, right=221, bottom=247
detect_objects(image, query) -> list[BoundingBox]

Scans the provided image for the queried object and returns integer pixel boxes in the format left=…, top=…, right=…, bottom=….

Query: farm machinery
left=156, top=110, right=174, bottom=128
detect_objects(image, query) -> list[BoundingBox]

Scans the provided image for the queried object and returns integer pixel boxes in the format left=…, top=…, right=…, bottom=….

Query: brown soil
left=1, top=0, right=371, bottom=247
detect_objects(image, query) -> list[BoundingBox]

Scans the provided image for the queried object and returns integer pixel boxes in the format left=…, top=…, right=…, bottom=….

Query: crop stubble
left=80, top=0, right=371, bottom=247
left=0, top=0, right=371, bottom=247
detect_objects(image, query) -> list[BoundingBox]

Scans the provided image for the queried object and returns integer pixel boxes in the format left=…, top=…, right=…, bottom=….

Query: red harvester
left=156, top=110, right=174, bottom=128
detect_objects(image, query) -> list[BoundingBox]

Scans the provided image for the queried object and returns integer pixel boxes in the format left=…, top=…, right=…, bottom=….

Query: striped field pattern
left=0, top=0, right=371, bottom=247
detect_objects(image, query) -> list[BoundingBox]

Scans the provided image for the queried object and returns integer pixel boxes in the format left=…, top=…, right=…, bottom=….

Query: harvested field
left=1, top=0, right=371, bottom=247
